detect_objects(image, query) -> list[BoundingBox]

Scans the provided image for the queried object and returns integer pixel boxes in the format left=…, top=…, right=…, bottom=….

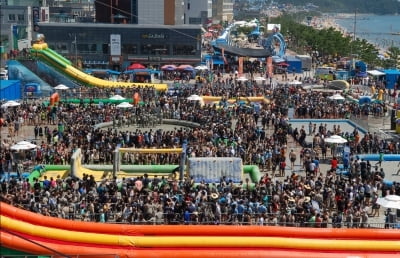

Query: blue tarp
left=382, top=69, right=400, bottom=89
left=356, top=71, right=368, bottom=77
left=7, top=60, right=52, bottom=95
left=0, top=80, right=21, bottom=100
left=285, top=56, right=302, bottom=73
left=203, top=55, right=224, bottom=65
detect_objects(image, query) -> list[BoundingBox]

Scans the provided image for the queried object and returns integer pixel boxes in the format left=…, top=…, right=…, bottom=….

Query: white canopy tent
left=194, top=65, right=209, bottom=71
left=109, top=95, right=126, bottom=100
left=377, top=195, right=400, bottom=210
left=187, top=95, right=202, bottom=101
left=367, top=70, right=385, bottom=77
left=324, top=135, right=348, bottom=144
left=54, top=84, right=69, bottom=90
left=116, top=102, right=133, bottom=108
left=1, top=100, right=21, bottom=108
left=10, top=141, right=37, bottom=151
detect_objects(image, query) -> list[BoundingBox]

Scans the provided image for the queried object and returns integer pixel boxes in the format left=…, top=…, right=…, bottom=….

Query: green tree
left=351, top=39, right=380, bottom=68
left=382, top=46, right=400, bottom=69
left=270, top=13, right=380, bottom=66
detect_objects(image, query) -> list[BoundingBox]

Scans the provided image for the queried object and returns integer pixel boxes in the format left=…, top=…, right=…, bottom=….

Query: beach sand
left=310, top=14, right=389, bottom=54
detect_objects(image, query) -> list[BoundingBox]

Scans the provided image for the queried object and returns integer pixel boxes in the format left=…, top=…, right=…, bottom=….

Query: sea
left=333, top=14, right=400, bottom=51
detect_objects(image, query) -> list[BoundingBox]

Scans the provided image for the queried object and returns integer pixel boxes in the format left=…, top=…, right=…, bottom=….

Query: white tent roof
left=367, top=70, right=385, bottom=76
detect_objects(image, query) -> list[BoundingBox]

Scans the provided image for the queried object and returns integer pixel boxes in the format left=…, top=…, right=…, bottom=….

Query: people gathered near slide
left=1, top=72, right=399, bottom=228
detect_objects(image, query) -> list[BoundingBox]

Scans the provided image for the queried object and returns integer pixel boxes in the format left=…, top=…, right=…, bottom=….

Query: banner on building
left=222, top=48, right=227, bottom=64
left=40, top=7, right=49, bottom=23
left=24, top=83, right=40, bottom=93
left=32, top=6, right=40, bottom=31
left=238, top=57, right=243, bottom=76
left=267, top=56, right=273, bottom=77
left=110, top=34, right=121, bottom=56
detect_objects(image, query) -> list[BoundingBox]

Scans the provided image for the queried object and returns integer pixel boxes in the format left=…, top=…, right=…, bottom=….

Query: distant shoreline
left=313, top=14, right=390, bottom=54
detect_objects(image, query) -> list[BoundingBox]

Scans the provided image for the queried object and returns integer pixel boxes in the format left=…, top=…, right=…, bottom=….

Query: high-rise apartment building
left=95, top=0, right=185, bottom=25
left=212, top=0, right=233, bottom=23
left=183, top=0, right=212, bottom=25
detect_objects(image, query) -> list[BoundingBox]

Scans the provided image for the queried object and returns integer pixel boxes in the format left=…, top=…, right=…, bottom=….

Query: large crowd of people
left=1, top=70, right=399, bottom=228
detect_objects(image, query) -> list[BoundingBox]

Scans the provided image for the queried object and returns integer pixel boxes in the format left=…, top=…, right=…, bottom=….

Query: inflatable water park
left=2, top=24, right=400, bottom=258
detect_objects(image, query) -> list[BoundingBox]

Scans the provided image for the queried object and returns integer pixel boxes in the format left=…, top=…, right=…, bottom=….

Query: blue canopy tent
left=382, top=69, right=400, bottom=89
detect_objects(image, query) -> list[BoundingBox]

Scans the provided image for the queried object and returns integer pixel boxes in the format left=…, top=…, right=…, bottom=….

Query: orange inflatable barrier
left=133, top=92, right=140, bottom=105
left=2, top=202, right=400, bottom=240
left=49, top=92, right=60, bottom=106
left=1, top=202, right=400, bottom=257
left=2, top=231, right=397, bottom=258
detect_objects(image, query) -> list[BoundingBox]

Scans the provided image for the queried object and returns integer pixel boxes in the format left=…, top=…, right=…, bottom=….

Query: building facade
left=36, top=22, right=202, bottom=69
left=212, top=0, right=233, bottom=23
left=0, top=5, right=32, bottom=61
left=95, top=0, right=185, bottom=25
left=184, top=0, right=212, bottom=25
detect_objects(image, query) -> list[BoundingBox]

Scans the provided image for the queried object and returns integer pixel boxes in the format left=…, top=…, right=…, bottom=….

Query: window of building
left=173, top=44, right=196, bottom=55
left=89, top=44, right=97, bottom=53
left=102, top=44, right=108, bottom=54
left=141, top=44, right=151, bottom=55
left=141, top=44, right=168, bottom=55
left=187, top=3, right=190, bottom=10
left=8, top=14, right=16, bottom=21
left=17, top=14, right=24, bottom=21
left=77, top=44, right=89, bottom=53
left=189, top=17, right=201, bottom=24
left=122, top=44, right=138, bottom=55
left=52, top=42, right=68, bottom=54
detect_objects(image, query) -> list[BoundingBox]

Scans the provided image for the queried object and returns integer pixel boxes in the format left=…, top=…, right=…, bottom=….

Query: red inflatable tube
left=2, top=202, right=400, bottom=240
left=2, top=230, right=398, bottom=258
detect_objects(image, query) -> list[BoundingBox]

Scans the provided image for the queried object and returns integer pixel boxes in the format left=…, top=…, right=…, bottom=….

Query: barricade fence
left=14, top=203, right=398, bottom=229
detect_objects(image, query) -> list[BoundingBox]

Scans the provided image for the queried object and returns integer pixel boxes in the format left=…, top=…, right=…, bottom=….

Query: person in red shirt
left=331, top=157, right=338, bottom=172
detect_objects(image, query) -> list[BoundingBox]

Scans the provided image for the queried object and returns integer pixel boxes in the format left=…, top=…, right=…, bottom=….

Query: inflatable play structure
left=30, top=34, right=167, bottom=91
left=1, top=201, right=399, bottom=257
left=27, top=148, right=262, bottom=186
left=49, top=92, right=60, bottom=107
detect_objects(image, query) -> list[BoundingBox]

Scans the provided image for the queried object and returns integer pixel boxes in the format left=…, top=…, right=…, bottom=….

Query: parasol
left=10, top=141, right=37, bottom=151
left=376, top=195, right=400, bottom=210
left=324, top=135, right=348, bottom=144
left=116, top=102, right=133, bottom=108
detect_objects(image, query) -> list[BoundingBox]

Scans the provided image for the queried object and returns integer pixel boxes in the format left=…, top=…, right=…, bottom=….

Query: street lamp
left=72, top=34, right=78, bottom=67
left=154, top=48, right=166, bottom=83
